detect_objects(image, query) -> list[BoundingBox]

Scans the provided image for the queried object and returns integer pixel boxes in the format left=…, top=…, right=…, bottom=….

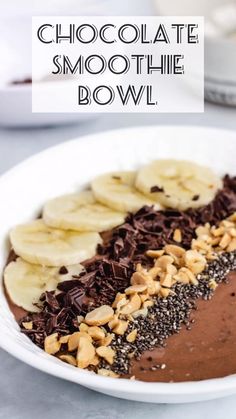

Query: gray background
left=1, top=0, right=236, bottom=416
left=0, top=103, right=236, bottom=418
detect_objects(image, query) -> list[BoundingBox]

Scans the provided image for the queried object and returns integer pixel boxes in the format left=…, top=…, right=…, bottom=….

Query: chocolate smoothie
left=129, top=272, right=236, bottom=382
left=8, top=272, right=236, bottom=382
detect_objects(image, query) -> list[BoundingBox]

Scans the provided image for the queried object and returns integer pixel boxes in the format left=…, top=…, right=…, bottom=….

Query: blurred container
left=0, top=0, right=132, bottom=127
left=153, top=0, right=236, bottom=106
left=0, top=0, right=130, bottom=85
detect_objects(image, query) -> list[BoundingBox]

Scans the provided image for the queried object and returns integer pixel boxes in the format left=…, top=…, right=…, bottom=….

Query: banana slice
left=43, top=191, right=126, bottom=232
left=10, top=219, right=102, bottom=267
left=4, top=257, right=84, bottom=312
left=136, top=159, right=222, bottom=211
left=91, top=171, right=160, bottom=213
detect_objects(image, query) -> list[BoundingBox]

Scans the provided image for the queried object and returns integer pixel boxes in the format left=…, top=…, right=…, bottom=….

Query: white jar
left=153, top=0, right=236, bottom=106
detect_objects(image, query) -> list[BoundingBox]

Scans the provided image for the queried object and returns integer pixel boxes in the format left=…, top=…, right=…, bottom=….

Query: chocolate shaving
left=150, top=185, right=164, bottom=193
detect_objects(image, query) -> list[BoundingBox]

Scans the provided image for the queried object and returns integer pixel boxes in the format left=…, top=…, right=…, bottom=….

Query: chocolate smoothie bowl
left=3, top=156, right=236, bottom=384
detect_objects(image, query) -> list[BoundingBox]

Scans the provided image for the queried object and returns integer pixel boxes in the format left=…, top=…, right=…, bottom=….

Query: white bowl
left=0, top=83, right=96, bottom=128
left=0, top=125, right=236, bottom=403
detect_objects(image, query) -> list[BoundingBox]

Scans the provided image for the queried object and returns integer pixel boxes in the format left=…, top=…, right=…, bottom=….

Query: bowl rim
left=1, top=329, right=236, bottom=396
left=0, top=124, right=236, bottom=398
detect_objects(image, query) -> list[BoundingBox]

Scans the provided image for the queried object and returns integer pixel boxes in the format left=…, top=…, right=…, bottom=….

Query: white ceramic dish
left=0, top=125, right=236, bottom=403
left=0, top=83, right=94, bottom=128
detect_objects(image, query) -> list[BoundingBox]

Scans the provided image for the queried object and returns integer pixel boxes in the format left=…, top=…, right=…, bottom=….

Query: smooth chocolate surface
left=129, top=272, right=236, bottom=382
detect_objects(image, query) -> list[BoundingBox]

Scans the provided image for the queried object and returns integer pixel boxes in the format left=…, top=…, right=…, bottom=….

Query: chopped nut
left=112, top=320, right=129, bottom=335
left=68, top=332, right=92, bottom=352
left=147, top=280, right=159, bottom=295
left=99, top=333, right=114, bottom=347
left=166, top=263, right=177, bottom=276
left=191, top=238, right=211, bottom=253
left=146, top=249, right=164, bottom=258
left=160, top=287, right=170, bottom=298
left=119, top=293, right=141, bottom=315
left=173, top=228, right=182, bottom=243
left=136, top=263, right=144, bottom=272
left=97, top=368, right=119, bottom=378
left=227, top=238, right=236, bottom=252
left=153, top=281, right=161, bottom=294
left=190, top=278, right=198, bottom=285
left=125, top=284, right=147, bottom=294
left=85, top=305, right=114, bottom=326
left=219, top=233, right=231, bottom=249
left=160, top=273, right=172, bottom=288
left=96, top=346, right=115, bottom=365
left=229, top=228, right=236, bottom=237
left=59, top=354, right=77, bottom=366
left=155, top=255, right=174, bottom=270
left=206, top=251, right=217, bottom=260
left=209, top=237, right=221, bottom=246
left=211, top=226, right=225, bottom=237
left=112, top=293, right=126, bottom=308
left=88, top=326, right=105, bottom=340
left=180, top=267, right=198, bottom=285
left=209, top=279, right=218, bottom=290
left=222, top=220, right=234, bottom=228
left=90, top=355, right=100, bottom=366
left=108, top=315, right=119, bottom=330
left=185, top=250, right=206, bottom=274
left=196, top=224, right=210, bottom=238
left=148, top=266, right=161, bottom=279
left=229, top=212, right=236, bottom=222
left=126, top=329, right=138, bottom=343
left=132, top=307, right=148, bottom=318
left=173, top=270, right=189, bottom=284
left=139, top=291, right=149, bottom=303
left=59, top=335, right=70, bottom=344
left=44, top=333, right=61, bottom=355
left=22, top=321, right=33, bottom=330
left=79, top=323, right=89, bottom=332
left=77, top=315, right=84, bottom=324
left=77, top=336, right=96, bottom=369
left=116, top=296, right=129, bottom=311
left=143, top=300, right=154, bottom=308
left=164, top=245, right=185, bottom=259
left=131, top=271, right=152, bottom=287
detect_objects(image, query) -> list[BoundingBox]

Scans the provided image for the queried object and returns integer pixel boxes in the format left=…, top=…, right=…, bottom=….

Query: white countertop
left=0, top=103, right=236, bottom=418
